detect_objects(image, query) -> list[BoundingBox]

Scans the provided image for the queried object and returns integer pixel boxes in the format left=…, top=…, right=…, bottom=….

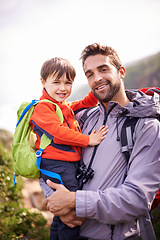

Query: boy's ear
left=40, top=77, right=45, bottom=87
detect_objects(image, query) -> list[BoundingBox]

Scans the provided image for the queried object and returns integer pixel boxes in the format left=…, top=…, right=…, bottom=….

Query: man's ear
left=119, top=66, right=126, bottom=79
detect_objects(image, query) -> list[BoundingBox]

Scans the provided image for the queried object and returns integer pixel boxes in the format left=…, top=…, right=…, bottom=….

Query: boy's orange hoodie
left=30, top=88, right=98, bottom=162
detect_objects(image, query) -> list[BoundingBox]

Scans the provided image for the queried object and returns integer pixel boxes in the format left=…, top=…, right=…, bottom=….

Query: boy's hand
left=88, top=125, right=109, bottom=146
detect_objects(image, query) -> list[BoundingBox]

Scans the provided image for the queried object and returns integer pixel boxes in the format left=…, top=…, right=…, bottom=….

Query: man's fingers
left=43, top=198, right=48, bottom=206
left=60, top=210, right=85, bottom=228
left=64, top=223, right=77, bottom=228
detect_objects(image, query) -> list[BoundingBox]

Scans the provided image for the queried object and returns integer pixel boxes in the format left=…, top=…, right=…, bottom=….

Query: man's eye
left=87, top=73, right=93, bottom=78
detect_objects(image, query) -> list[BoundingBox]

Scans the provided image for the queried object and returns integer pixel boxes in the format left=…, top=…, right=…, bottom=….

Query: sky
left=0, top=0, right=160, bottom=133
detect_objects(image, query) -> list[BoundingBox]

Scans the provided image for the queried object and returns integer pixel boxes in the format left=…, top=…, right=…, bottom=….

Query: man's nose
left=93, top=72, right=103, bottom=83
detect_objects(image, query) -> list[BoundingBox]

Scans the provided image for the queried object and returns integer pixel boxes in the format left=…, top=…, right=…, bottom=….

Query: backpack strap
left=16, top=99, right=64, bottom=127
left=121, top=86, right=160, bottom=163
left=140, top=87, right=160, bottom=95
left=16, top=100, right=38, bottom=127
left=139, top=212, right=156, bottom=240
left=36, top=134, right=63, bottom=185
left=120, top=117, right=139, bottom=163
left=120, top=116, right=157, bottom=240
left=79, top=105, right=99, bottom=130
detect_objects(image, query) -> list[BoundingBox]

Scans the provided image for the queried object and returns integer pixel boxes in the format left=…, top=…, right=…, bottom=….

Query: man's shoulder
left=75, top=105, right=100, bottom=125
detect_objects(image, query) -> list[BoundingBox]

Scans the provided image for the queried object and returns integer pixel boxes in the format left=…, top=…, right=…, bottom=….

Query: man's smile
left=94, top=82, right=110, bottom=92
left=96, top=84, right=108, bottom=91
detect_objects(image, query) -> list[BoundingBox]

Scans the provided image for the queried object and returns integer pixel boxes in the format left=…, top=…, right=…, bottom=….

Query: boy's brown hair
left=40, top=57, right=76, bottom=81
left=80, top=43, right=122, bottom=71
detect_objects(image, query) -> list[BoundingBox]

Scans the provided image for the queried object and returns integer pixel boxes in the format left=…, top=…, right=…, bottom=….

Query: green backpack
left=11, top=99, right=64, bottom=185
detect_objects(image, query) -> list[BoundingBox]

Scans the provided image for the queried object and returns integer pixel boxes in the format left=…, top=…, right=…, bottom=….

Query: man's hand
left=60, top=210, right=86, bottom=228
left=43, top=180, right=76, bottom=216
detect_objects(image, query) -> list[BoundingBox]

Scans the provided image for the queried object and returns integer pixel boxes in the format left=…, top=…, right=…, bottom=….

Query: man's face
left=83, top=54, right=125, bottom=104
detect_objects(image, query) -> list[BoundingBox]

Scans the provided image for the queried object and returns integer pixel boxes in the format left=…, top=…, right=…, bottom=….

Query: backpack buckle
left=36, top=149, right=43, bottom=157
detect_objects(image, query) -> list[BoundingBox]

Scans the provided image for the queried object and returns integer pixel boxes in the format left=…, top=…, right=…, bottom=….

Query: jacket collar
left=98, top=89, right=160, bottom=118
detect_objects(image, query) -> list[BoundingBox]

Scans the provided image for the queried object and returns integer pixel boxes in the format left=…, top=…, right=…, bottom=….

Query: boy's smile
left=41, top=72, right=73, bottom=103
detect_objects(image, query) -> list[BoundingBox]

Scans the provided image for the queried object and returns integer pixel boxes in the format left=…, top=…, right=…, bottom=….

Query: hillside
left=124, top=52, right=160, bottom=89
left=68, top=52, right=160, bottom=101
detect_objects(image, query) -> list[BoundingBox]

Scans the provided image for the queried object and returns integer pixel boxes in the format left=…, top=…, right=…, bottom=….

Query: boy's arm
left=30, top=103, right=89, bottom=147
left=67, top=91, right=98, bottom=112
left=30, top=102, right=108, bottom=147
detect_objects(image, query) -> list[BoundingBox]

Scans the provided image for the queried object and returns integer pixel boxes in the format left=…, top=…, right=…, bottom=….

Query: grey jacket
left=75, top=90, right=160, bottom=240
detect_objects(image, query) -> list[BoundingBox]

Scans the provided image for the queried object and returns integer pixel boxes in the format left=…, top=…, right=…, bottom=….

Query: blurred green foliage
left=124, top=52, right=160, bottom=89
left=0, top=142, right=50, bottom=240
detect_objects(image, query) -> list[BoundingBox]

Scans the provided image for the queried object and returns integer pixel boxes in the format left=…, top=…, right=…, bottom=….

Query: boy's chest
left=62, top=108, right=80, bottom=131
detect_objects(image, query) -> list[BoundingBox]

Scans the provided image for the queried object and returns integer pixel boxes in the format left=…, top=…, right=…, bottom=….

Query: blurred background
left=0, top=2, right=160, bottom=238
left=0, top=0, right=160, bottom=133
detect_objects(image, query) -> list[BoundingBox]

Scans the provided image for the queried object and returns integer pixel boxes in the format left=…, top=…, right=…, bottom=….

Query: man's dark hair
left=80, top=43, right=122, bottom=71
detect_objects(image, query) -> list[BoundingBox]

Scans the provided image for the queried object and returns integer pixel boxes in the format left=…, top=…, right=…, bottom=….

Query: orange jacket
left=30, top=88, right=98, bottom=162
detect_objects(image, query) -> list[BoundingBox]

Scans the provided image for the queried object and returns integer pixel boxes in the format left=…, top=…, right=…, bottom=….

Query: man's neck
left=102, top=90, right=130, bottom=110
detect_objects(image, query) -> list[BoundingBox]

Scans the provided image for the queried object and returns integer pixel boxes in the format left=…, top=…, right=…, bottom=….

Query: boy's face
left=41, top=72, right=73, bottom=103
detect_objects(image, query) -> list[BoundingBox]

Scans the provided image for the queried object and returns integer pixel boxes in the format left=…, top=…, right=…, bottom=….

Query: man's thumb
left=46, top=179, right=60, bottom=189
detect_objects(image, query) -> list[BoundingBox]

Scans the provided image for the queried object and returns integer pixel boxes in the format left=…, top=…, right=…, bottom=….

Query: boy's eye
left=66, top=81, right=72, bottom=85
left=53, top=81, right=59, bottom=84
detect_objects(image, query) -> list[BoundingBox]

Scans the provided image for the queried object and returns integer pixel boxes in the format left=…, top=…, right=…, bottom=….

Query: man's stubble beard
left=92, top=78, right=121, bottom=103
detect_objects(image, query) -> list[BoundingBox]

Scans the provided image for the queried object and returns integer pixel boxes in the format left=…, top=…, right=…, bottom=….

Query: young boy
left=30, top=57, right=108, bottom=240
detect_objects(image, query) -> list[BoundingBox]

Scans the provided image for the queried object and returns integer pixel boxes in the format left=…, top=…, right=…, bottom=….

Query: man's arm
left=67, top=91, right=98, bottom=112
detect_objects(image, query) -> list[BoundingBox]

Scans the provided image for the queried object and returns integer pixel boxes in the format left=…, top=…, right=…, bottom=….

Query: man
left=44, top=43, right=160, bottom=240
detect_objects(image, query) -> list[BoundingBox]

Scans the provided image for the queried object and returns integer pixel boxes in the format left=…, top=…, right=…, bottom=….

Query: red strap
left=139, top=87, right=160, bottom=96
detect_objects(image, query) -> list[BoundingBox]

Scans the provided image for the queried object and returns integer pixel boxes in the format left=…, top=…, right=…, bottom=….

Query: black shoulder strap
left=120, top=117, right=139, bottom=163
left=121, top=117, right=157, bottom=240
left=79, top=105, right=99, bottom=130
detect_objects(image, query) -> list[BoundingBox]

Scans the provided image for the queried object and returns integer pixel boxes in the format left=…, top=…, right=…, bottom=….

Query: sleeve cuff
left=76, top=190, right=87, bottom=217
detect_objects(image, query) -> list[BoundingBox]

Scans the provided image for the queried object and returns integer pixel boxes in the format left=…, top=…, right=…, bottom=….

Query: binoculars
left=76, top=163, right=94, bottom=184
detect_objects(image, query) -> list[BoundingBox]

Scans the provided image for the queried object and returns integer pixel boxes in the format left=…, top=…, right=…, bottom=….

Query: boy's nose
left=59, top=84, right=66, bottom=91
